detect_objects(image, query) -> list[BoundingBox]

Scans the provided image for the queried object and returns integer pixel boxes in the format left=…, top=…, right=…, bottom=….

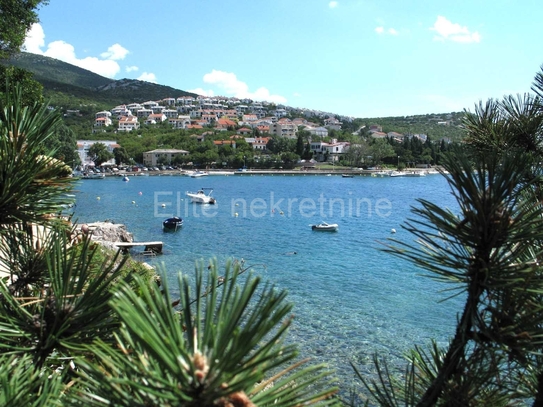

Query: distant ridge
left=3, top=52, right=198, bottom=104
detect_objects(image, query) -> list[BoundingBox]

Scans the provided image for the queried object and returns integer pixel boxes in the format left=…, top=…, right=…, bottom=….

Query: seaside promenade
left=96, top=167, right=436, bottom=178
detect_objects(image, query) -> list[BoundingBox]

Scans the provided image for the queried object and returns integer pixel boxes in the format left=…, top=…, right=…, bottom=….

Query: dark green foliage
left=351, top=113, right=466, bottom=143
left=42, top=124, right=80, bottom=168
left=0, top=65, right=43, bottom=105
left=87, top=142, right=113, bottom=166
left=0, top=0, right=46, bottom=60
left=351, top=66, right=543, bottom=406
left=69, top=261, right=339, bottom=406
left=0, top=84, right=73, bottom=227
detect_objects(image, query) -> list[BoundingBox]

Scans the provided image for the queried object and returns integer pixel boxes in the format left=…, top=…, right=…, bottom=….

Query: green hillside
left=3, top=52, right=198, bottom=107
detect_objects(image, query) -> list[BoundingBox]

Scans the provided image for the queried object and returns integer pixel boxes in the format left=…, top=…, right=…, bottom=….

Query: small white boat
left=389, top=171, right=406, bottom=177
left=189, top=171, right=209, bottom=178
left=81, top=173, right=105, bottom=179
left=186, top=188, right=216, bottom=204
left=311, top=222, right=338, bottom=232
left=342, top=174, right=354, bottom=178
left=122, top=176, right=130, bottom=182
left=209, top=171, right=235, bottom=175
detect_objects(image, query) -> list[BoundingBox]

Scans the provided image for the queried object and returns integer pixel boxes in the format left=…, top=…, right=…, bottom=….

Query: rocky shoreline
left=76, top=221, right=133, bottom=251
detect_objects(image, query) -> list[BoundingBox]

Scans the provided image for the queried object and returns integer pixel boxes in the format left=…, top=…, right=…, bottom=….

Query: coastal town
left=77, top=94, right=451, bottom=171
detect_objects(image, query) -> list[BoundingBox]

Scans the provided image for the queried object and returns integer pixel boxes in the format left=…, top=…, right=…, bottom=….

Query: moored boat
left=163, top=217, right=183, bottom=231
left=81, top=172, right=105, bottom=179
left=311, top=222, right=339, bottom=232
left=186, top=188, right=216, bottom=204
left=188, top=171, right=209, bottom=178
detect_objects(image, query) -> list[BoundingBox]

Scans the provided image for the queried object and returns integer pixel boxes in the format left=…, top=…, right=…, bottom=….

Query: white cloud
left=100, top=43, right=129, bottom=61
left=187, top=87, right=215, bottom=97
left=22, top=23, right=135, bottom=78
left=375, top=26, right=398, bottom=35
left=137, top=72, right=157, bottom=83
left=329, top=1, right=338, bottom=8
left=126, top=65, right=139, bottom=73
left=43, top=40, right=122, bottom=78
left=431, top=16, right=481, bottom=43
left=23, top=23, right=45, bottom=53
left=200, top=69, right=287, bottom=103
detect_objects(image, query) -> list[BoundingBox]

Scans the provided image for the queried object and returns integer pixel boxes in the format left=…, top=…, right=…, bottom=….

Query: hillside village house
left=145, top=113, right=167, bottom=125
left=324, top=117, right=342, bottom=130
left=77, top=140, right=119, bottom=168
left=237, top=127, right=252, bottom=136
left=169, top=116, right=191, bottom=129
left=310, top=139, right=350, bottom=162
left=252, top=137, right=270, bottom=151
left=269, top=119, right=297, bottom=139
left=143, top=149, right=189, bottom=167
left=306, top=126, right=328, bottom=137
left=118, top=116, right=140, bottom=132
left=370, top=131, right=387, bottom=139
left=213, top=140, right=236, bottom=149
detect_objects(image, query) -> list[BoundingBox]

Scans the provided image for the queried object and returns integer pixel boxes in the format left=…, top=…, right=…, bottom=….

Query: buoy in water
left=391, top=228, right=396, bottom=233
left=132, top=201, right=136, bottom=204
left=96, top=197, right=100, bottom=200
left=161, top=203, right=166, bottom=208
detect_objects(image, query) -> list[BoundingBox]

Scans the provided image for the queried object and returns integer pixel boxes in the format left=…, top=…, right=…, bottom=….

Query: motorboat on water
left=186, top=188, right=216, bottom=204
left=122, top=176, right=130, bottom=182
left=311, top=222, right=339, bottom=232
left=342, top=174, right=354, bottom=178
left=389, top=171, right=406, bottom=177
left=81, top=172, right=105, bottom=179
left=189, top=171, right=209, bottom=178
left=163, top=217, right=183, bottom=231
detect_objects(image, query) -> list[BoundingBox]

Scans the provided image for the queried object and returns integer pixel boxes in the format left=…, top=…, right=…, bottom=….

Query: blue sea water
left=72, top=173, right=463, bottom=392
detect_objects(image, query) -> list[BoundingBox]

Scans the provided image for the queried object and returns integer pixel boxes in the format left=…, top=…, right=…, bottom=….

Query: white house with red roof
left=145, top=113, right=167, bottom=125
left=118, top=116, right=140, bottom=132
left=253, top=137, right=270, bottom=151
left=237, top=127, right=252, bottom=136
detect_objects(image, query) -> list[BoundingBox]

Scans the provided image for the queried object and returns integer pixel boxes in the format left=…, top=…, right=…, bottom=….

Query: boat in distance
left=163, top=217, right=183, bottom=231
left=81, top=172, right=105, bottom=179
left=311, top=222, right=339, bottom=232
left=188, top=171, right=209, bottom=178
left=186, top=188, right=216, bottom=204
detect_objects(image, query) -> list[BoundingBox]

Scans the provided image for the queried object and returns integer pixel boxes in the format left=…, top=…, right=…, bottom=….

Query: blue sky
left=23, top=0, right=543, bottom=118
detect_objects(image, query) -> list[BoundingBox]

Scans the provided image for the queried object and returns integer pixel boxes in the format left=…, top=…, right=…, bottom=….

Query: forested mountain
left=3, top=52, right=198, bottom=110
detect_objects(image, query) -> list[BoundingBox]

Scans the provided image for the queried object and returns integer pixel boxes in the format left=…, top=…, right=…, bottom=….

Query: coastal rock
left=78, top=221, right=133, bottom=250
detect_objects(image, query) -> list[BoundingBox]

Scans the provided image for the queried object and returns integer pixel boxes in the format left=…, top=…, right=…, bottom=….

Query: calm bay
left=72, top=172, right=463, bottom=391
